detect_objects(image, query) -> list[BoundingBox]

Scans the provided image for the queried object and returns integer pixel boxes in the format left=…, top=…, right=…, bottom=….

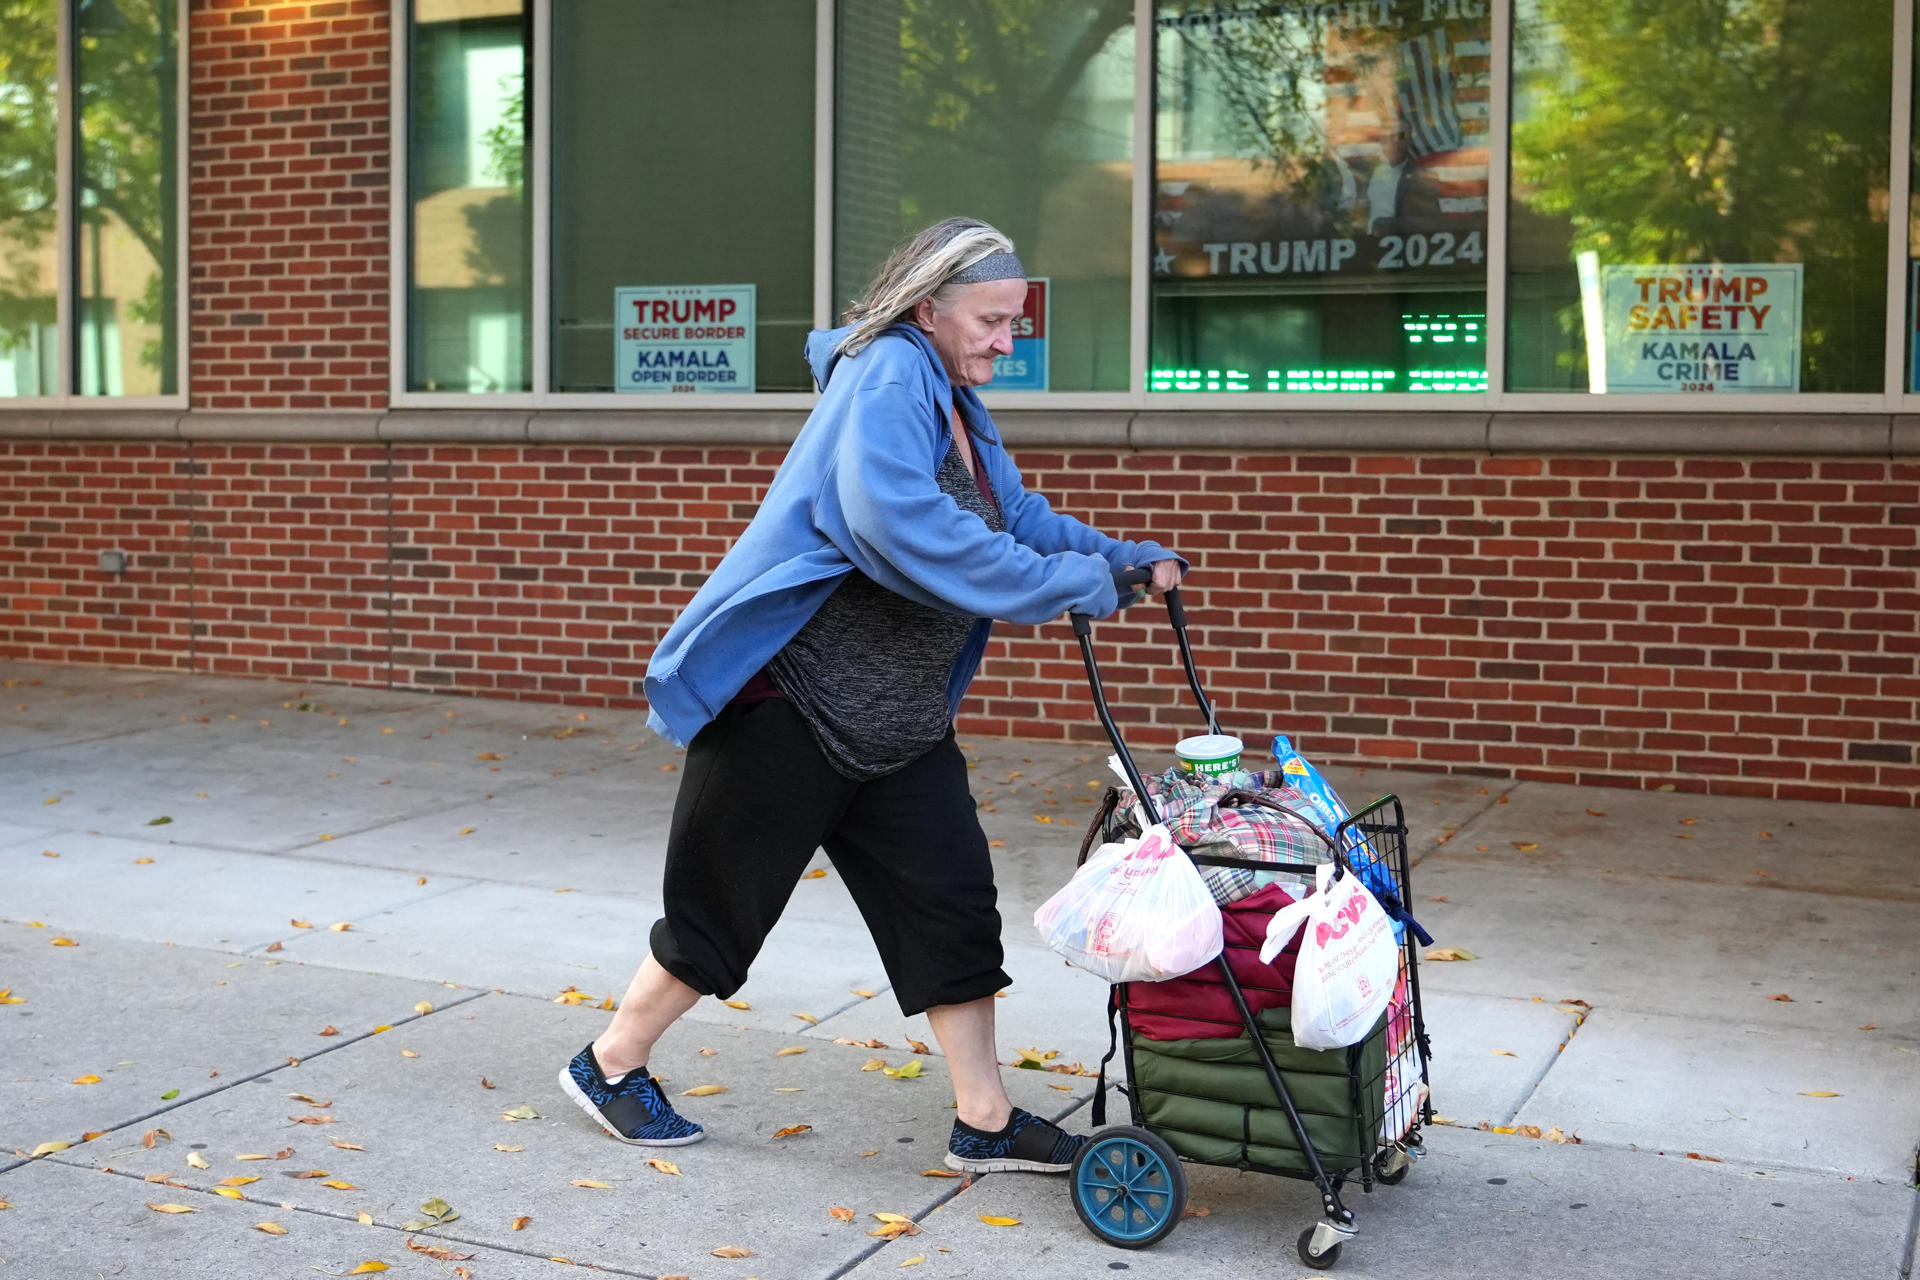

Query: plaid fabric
left=1111, top=768, right=1334, bottom=905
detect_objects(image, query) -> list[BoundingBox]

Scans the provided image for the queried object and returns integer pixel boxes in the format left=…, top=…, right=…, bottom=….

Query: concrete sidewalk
left=1, top=661, right=1915, bottom=1279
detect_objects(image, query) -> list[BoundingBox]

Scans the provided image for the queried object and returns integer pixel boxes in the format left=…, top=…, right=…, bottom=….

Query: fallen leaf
left=1686, top=1152, right=1721, bottom=1162
left=1585, top=808, right=1605, bottom=817
left=794, top=1012, right=819, bottom=1025
left=1492, top=1049, right=1517, bottom=1058
left=908, top=1039, right=931, bottom=1055
left=802, top=868, right=827, bottom=879
left=72, top=1074, right=101, bottom=1085
left=1516, top=1125, right=1542, bottom=1138
left=862, top=1057, right=888, bottom=1072
left=331, top=1139, right=365, bottom=1152
left=772, top=1124, right=813, bottom=1140
left=357, top=1211, right=374, bottom=1226
left=480, top=1077, right=495, bottom=1089
left=275, top=1147, right=294, bottom=1159
left=1511, top=841, right=1538, bottom=852
left=899, top=1258, right=925, bottom=1268
left=978, top=1215, right=1021, bottom=1226
left=1423, top=947, right=1477, bottom=962
left=416, top=876, right=427, bottom=885
left=254, top=1221, right=287, bottom=1234
left=724, top=999, right=751, bottom=1010
left=328, top=922, right=351, bottom=932
left=883, top=1061, right=925, bottom=1079
left=218, top=1176, right=259, bottom=1187
left=501, top=1105, right=540, bottom=1120
left=345, top=1266, right=389, bottom=1276
left=988, top=840, right=1006, bottom=848
left=213, top=1186, right=246, bottom=1201
left=31, top=1141, right=70, bottom=1157
left=287, top=1093, right=331, bottom=1107
left=512, top=1215, right=533, bottom=1231
left=476, top=752, right=506, bottom=761
left=413, top=1001, right=434, bottom=1015
left=49, top=937, right=76, bottom=947
left=493, top=1144, right=524, bottom=1152
left=1861, top=1024, right=1877, bottom=1031
left=921, top=1169, right=962, bottom=1178
left=660, top=763, right=678, bottom=771
left=290, top=1115, right=336, bottom=1125
left=1183, top=1205, right=1211, bottom=1218
left=145, top=1203, right=195, bottom=1214
left=0, top=989, right=23, bottom=1004
left=457, top=827, right=476, bottom=836
left=1758, top=830, right=1773, bottom=838
left=774, top=1087, right=804, bottom=1093
left=292, top=1170, right=332, bottom=1179
left=851, top=989, right=876, bottom=999
left=291, top=919, right=314, bottom=929
left=861, top=1150, right=880, bottom=1156
left=146, top=816, right=172, bottom=826
left=82, top=1130, right=108, bottom=1140
left=681, top=1085, right=727, bottom=1097
left=1768, top=994, right=1794, bottom=1002
left=186, top=1151, right=210, bottom=1169
left=400, top=1050, right=420, bottom=1059
left=323, top=1181, right=357, bottom=1191
left=1544, top=1127, right=1574, bottom=1144
left=264, top=941, right=283, bottom=953
left=406, top=1239, right=477, bottom=1261
left=1475, top=845, right=1490, bottom=852
left=712, top=1246, right=753, bottom=1258
left=1798, top=1091, right=1841, bottom=1098
left=776, top=1047, right=807, bottom=1058
left=571, top=1180, right=614, bottom=1189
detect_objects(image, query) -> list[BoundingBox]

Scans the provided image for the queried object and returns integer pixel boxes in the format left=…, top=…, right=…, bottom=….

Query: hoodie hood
left=804, top=324, right=859, bottom=392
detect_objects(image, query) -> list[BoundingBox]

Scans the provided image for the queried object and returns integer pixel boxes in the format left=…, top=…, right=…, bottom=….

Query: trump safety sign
left=1598, top=264, right=1801, bottom=393
left=615, top=284, right=756, bottom=394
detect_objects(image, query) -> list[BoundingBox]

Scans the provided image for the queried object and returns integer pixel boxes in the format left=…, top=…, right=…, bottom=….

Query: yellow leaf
left=776, top=1047, right=807, bottom=1057
left=400, top=1050, right=420, bottom=1059
left=493, top=1144, right=524, bottom=1152
left=921, top=1169, right=962, bottom=1178
left=899, top=1257, right=925, bottom=1268
left=0, top=989, right=22, bottom=1004
left=319, top=834, right=334, bottom=842
left=323, top=1180, right=357, bottom=1190
left=712, top=1246, right=753, bottom=1258
left=978, top=1215, right=1022, bottom=1226
left=371, top=1025, right=391, bottom=1034
left=772, top=1124, right=813, bottom=1139
left=217, top=1176, right=259, bottom=1187
left=291, top=919, right=314, bottom=929
left=476, top=752, right=506, bottom=761
left=802, top=868, right=827, bottom=879
left=72, top=1074, right=101, bottom=1085
left=1491, top=1049, right=1517, bottom=1058
left=457, top=827, right=476, bottom=836
left=133, top=857, right=155, bottom=865
left=328, top=922, right=351, bottom=932
left=381, top=727, right=394, bottom=734
left=794, top=1012, right=819, bottom=1025
left=1511, top=842, right=1538, bottom=852
left=724, top=999, right=751, bottom=1010
left=357, top=1211, right=374, bottom=1226
left=332, top=1139, right=365, bottom=1151
left=186, top=1151, right=210, bottom=1169
left=830, top=1205, right=855, bottom=1221
left=851, top=989, right=876, bottom=998
left=31, top=1141, right=70, bottom=1157
left=145, top=1203, right=195, bottom=1214
left=681, top=1085, right=727, bottom=1097
left=1768, top=993, right=1794, bottom=1002
left=42, top=796, right=58, bottom=805
left=512, top=1215, right=533, bottom=1231
left=860, top=1149, right=881, bottom=1157
left=50, top=937, right=76, bottom=947
left=82, top=1130, right=108, bottom=1140
left=254, top=1221, right=287, bottom=1234
left=213, top=1187, right=246, bottom=1200
left=416, top=876, right=427, bottom=885
left=1049, top=1083, right=1073, bottom=1091
left=883, top=1061, right=924, bottom=1079
left=1798, top=1091, right=1841, bottom=1098
left=347, top=1265, right=390, bottom=1275
left=571, top=1180, right=613, bottom=1189
left=1423, top=947, right=1477, bottom=962
left=862, top=1057, right=887, bottom=1072
left=413, top=1001, right=434, bottom=1015
left=646, top=1158, right=681, bottom=1176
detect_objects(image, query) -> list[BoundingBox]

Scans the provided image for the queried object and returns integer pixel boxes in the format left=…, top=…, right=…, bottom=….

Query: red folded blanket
left=1125, top=881, right=1303, bottom=1041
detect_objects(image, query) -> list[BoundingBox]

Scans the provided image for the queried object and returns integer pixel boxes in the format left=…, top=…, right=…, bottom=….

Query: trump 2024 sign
left=615, top=284, right=756, bottom=394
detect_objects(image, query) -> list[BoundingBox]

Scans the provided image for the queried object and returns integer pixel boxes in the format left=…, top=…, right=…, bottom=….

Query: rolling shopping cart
left=1060, top=578, right=1434, bottom=1269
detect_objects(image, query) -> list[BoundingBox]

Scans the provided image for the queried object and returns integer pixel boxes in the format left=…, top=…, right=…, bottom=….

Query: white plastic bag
left=1033, top=823, right=1223, bottom=983
left=1259, top=862, right=1398, bottom=1050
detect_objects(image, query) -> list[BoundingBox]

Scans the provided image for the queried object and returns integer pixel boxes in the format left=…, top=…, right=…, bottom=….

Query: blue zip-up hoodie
left=642, top=323, right=1183, bottom=748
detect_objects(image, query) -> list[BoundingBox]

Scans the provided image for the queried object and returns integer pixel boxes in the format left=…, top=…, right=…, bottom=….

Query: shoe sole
left=942, top=1151, right=1073, bottom=1175
left=556, top=1067, right=706, bottom=1147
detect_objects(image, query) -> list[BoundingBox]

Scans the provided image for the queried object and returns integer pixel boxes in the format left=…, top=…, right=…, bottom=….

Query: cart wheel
left=1071, top=1126, right=1187, bottom=1249
left=1373, top=1147, right=1412, bottom=1186
left=1297, top=1225, right=1344, bottom=1268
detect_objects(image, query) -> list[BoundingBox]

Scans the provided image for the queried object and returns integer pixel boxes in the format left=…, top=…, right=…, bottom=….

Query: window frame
left=388, top=0, right=1918, bottom=416
left=2, top=0, right=188, bottom=409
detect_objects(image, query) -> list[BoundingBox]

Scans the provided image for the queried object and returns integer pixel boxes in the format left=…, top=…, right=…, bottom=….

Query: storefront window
left=836, top=0, right=1134, bottom=393
left=74, top=0, right=180, bottom=397
left=0, top=0, right=60, bottom=397
left=1510, top=0, right=1892, bottom=395
left=407, top=0, right=531, bottom=394
left=551, top=0, right=813, bottom=394
left=1151, top=1, right=1492, bottom=394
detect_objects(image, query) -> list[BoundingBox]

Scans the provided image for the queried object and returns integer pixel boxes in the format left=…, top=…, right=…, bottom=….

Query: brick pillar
left=189, top=0, right=391, bottom=409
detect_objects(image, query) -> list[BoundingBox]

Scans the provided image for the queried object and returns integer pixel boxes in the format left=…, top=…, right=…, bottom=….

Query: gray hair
left=837, top=217, right=1019, bottom=358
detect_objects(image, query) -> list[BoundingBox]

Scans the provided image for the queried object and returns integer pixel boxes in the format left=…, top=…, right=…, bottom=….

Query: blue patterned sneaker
left=944, top=1106, right=1088, bottom=1174
left=558, top=1044, right=705, bottom=1147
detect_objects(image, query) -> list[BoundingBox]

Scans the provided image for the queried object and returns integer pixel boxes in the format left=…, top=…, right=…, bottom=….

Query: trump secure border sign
left=1599, top=264, right=1801, bottom=393
left=615, top=284, right=756, bottom=394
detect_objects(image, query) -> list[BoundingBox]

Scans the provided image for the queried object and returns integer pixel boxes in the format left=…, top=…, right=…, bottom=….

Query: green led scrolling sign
left=1149, top=312, right=1487, bottom=393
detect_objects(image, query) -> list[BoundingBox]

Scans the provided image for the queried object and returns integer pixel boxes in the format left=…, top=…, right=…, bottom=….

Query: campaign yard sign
left=1599, top=264, right=1801, bottom=393
left=615, top=284, right=755, bottom=394
left=990, top=278, right=1048, bottom=392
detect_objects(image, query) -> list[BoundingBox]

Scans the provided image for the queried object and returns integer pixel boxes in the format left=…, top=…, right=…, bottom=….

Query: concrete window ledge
left=0, top=408, right=1914, bottom=456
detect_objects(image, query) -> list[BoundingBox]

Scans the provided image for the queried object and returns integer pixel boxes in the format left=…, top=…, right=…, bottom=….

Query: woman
left=559, top=217, right=1185, bottom=1174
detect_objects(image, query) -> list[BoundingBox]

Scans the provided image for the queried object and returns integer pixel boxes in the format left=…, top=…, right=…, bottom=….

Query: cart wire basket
left=1060, top=580, right=1435, bottom=1269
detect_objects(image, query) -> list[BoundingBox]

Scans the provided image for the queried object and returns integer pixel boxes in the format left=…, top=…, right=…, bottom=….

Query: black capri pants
left=648, top=697, right=1012, bottom=1017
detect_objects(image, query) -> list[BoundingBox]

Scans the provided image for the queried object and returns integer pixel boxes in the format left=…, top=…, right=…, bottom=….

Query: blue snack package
left=1271, top=734, right=1411, bottom=943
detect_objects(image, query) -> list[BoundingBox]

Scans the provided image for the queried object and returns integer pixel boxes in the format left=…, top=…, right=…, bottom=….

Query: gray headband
left=947, top=249, right=1025, bottom=285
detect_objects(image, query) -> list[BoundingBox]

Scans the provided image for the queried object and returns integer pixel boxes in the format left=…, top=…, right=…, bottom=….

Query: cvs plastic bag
left=1259, top=862, right=1398, bottom=1050
left=1034, top=823, right=1224, bottom=984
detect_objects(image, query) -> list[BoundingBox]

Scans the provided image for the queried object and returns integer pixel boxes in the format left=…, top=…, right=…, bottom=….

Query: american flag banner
left=1396, top=27, right=1464, bottom=157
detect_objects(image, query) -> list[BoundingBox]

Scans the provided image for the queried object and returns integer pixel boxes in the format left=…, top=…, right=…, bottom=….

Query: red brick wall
left=191, top=0, right=391, bottom=410
left=1, top=441, right=1915, bottom=807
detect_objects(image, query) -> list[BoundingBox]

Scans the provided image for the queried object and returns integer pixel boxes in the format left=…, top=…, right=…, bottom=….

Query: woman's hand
left=1145, top=558, right=1184, bottom=597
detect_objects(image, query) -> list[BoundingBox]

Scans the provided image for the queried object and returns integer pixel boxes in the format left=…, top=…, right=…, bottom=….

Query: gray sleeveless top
left=766, top=436, right=1004, bottom=779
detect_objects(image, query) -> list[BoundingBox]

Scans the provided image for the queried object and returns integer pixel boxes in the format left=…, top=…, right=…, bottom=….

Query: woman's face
left=914, top=278, right=1027, bottom=387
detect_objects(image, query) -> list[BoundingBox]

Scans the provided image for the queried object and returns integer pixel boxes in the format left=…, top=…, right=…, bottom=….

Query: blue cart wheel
left=1070, top=1125, right=1188, bottom=1249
